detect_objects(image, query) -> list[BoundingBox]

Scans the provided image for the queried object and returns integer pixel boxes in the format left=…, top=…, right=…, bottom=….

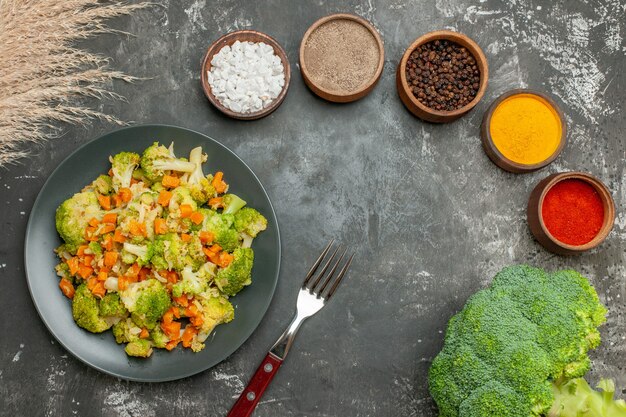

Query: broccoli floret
left=168, top=186, right=197, bottom=212
left=125, top=339, right=153, bottom=358
left=150, top=327, right=170, bottom=349
left=99, top=293, right=128, bottom=318
left=234, top=207, right=267, bottom=238
left=215, top=247, right=253, bottom=296
left=195, top=293, right=234, bottom=344
left=112, top=318, right=141, bottom=344
left=172, top=266, right=209, bottom=298
left=549, top=378, right=626, bottom=417
left=222, top=194, right=246, bottom=215
left=122, top=242, right=154, bottom=267
left=88, top=241, right=102, bottom=256
left=187, top=147, right=217, bottom=204
left=55, top=261, right=72, bottom=281
left=140, top=142, right=196, bottom=182
left=428, top=266, right=608, bottom=417
left=119, top=279, right=170, bottom=330
left=72, top=284, right=112, bottom=333
left=55, top=191, right=102, bottom=250
left=131, top=167, right=153, bottom=186
left=151, top=233, right=185, bottom=271
left=91, top=175, right=113, bottom=195
left=200, top=209, right=240, bottom=252
left=110, top=152, right=140, bottom=191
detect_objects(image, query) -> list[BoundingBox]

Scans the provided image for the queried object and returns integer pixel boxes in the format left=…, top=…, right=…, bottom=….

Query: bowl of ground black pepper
left=397, top=30, right=488, bottom=123
left=300, top=13, right=384, bottom=103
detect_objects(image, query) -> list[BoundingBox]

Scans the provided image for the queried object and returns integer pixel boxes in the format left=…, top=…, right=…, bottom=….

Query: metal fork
left=227, top=240, right=354, bottom=417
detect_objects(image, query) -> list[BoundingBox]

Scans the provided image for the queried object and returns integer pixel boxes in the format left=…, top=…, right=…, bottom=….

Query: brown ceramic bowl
left=201, top=30, right=291, bottom=120
left=481, top=89, right=567, bottom=173
left=396, top=30, right=488, bottom=123
left=527, top=172, right=615, bottom=255
left=299, top=13, right=385, bottom=103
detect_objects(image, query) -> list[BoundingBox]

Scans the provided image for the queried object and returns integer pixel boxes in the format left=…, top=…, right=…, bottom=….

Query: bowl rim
left=201, top=29, right=291, bottom=120
left=398, top=29, right=488, bottom=117
left=481, top=88, right=567, bottom=173
left=298, top=12, right=385, bottom=100
left=536, top=172, right=615, bottom=252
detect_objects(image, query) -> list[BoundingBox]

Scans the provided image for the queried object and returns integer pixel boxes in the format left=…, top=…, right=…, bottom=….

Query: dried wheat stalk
left=0, top=0, right=149, bottom=166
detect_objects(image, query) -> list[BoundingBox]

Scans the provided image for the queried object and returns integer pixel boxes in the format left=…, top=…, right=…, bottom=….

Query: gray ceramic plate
left=25, top=125, right=280, bottom=382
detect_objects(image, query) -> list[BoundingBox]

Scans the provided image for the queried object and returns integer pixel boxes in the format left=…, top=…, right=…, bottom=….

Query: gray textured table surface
left=1, top=0, right=625, bottom=416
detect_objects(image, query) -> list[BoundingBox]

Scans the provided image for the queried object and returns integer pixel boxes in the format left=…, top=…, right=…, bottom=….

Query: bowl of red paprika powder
left=527, top=172, right=615, bottom=255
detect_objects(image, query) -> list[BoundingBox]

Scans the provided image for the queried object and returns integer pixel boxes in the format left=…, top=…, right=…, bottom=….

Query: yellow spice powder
left=489, top=94, right=562, bottom=165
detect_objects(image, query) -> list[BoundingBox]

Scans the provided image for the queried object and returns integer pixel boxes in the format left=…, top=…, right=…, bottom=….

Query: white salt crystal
left=207, top=41, right=285, bottom=114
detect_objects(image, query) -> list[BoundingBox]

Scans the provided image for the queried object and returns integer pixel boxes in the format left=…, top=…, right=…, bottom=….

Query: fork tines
left=302, top=240, right=354, bottom=300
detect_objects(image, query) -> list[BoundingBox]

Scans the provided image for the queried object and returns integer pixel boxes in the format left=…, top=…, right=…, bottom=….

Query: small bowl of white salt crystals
left=201, top=30, right=291, bottom=120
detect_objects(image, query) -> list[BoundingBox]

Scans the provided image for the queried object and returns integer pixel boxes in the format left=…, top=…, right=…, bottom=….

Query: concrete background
left=1, top=0, right=625, bottom=415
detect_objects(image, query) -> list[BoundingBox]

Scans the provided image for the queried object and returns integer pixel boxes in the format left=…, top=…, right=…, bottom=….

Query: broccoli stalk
left=222, top=194, right=246, bottom=215
left=428, top=266, right=613, bottom=417
left=140, top=142, right=196, bottom=182
left=548, top=377, right=626, bottom=417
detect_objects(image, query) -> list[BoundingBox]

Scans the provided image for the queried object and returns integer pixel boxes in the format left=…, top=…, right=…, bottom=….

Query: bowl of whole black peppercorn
left=397, top=30, right=488, bottom=123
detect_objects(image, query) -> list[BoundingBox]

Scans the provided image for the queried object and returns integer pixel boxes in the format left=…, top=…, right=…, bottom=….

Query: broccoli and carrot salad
left=54, top=142, right=267, bottom=358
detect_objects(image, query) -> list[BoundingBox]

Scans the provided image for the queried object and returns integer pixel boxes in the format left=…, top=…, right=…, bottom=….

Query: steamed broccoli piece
left=88, top=241, right=102, bottom=256
left=55, top=191, right=102, bottom=250
left=91, top=175, right=113, bottom=195
left=112, top=318, right=141, bottom=344
left=199, top=209, right=240, bottom=252
left=119, top=279, right=170, bottom=330
left=122, top=242, right=154, bottom=267
left=172, top=266, right=209, bottom=298
left=428, top=265, right=608, bottom=417
left=151, top=233, right=185, bottom=271
left=215, top=247, right=253, bottom=296
left=99, top=293, right=128, bottom=318
left=140, top=142, right=195, bottom=182
left=125, top=339, right=153, bottom=358
left=187, top=147, right=216, bottom=204
left=549, top=378, right=626, bottom=417
left=196, top=293, right=234, bottom=343
left=131, top=167, right=153, bottom=186
left=221, top=194, right=246, bottom=215
left=110, top=152, right=140, bottom=191
left=168, top=186, right=197, bottom=212
left=150, top=327, right=170, bottom=349
left=55, top=261, right=72, bottom=281
left=234, top=207, right=267, bottom=238
left=72, top=284, right=112, bottom=333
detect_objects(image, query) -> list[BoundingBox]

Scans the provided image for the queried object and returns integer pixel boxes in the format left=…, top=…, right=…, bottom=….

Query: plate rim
left=24, top=124, right=281, bottom=382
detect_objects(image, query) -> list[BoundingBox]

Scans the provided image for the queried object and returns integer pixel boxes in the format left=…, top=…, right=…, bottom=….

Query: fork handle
left=227, top=352, right=283, bottom=417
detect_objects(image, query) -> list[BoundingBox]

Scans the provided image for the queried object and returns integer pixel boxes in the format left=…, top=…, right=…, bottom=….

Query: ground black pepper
left=405, top=39, right=481, bottom=111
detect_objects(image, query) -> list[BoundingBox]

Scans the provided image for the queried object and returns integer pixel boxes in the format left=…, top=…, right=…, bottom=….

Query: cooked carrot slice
left=199, top=231, right=214, bottom=244
left=82, top=255, right=94, bottom=265
left=138, top=267, right=151, bottom=281
left=112, top=229, right=126, bottom=243
left=78, top=265, right=94, bottom=279
left=118, top=187, right=132, bottom=203
left=173, top=295, right=189, bottom=307
left=212, top=171, right=227, bottom=194
left=190, top=211, right=204, bottom=225
left=154, top=218, right=167, bottom=235
left=162, top=175, right=180, bottom=188
left=217, top=252, right=234, bottom=268
left=92, top=281, right=106, bottom=298
left=208, top=197, right=223, bottom=209
left=98, top=194, right=111, bottom=210
left=129, top=220, right=146, bottom=237
left=104, top=251, right=118, bottom=267
left=180, top=233, right=192, bottom=242
left=179, top=204, right=193, bottom=218
left=118, top=275, right=129, bottom=291
left=190, top=315, right=203, bottom=327
left=102, top=213, right=117, bottom=224
left=77, top=245, right=89, bottom=256
left=101, top=234, right=114, bottom=251
left=165, top=339, right=180, bottom=351
left=166, top=271, right=179, bottom=284
left=139, top=328, right=150, bottom=339
left=161, top=321, right=181, bottom=340
left=126, top=263, right=141, bottom=278
left=181, top=326, right=197, bottom=348
left=59, top=279, right=75, bottom=299
left=67, top=257, right=80, bottom=275
left=157, top=190, right=172, bottom=206
left=113, top=194, right=123, bottom=208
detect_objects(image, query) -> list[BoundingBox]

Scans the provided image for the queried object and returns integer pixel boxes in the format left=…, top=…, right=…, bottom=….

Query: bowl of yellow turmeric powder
left=481, top=89, right=566, bottom=173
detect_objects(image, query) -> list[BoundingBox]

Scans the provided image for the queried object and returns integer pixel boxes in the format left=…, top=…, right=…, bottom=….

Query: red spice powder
left=541, top=179, right=604, bottom=246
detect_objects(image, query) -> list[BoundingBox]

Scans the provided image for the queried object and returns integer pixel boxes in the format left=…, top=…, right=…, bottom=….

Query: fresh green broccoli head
left=428, top=266, right=608, bottom=417
left=150, top=327, right=170, bottom=349
left=112, top=318, right=141, bottom=344
left=122, top=242, right=154, bottom=267
left=172, top=266, right=209, bottom=298
left=72, top=284, right=112, bottom=333
left=55, top=191, right=102, bottom=249
left=222, top=194, right=247, bottom=215
left=196, top=293, right=234, bottom=342
left=110, top=152, right=140, bottom=191
left=234, top=207, right=267, bottom=238
left=125, top=339, right=153, bottom=358
left=119, top=279, right=170, bottom=330
left=549, top=378, right=626, bottom=417
left=215, top=247, right=253, bottom=296
left=99, top=293, right=128, bottom=318
left=200, top=210, right=240, bottom=252
left=91, top=175, right=113, bottom=195
left=140, top=142, right=196, bottom=182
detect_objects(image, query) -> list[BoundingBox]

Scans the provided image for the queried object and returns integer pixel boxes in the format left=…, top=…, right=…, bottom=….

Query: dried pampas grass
left=0, top=0, right=149, bottom=166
